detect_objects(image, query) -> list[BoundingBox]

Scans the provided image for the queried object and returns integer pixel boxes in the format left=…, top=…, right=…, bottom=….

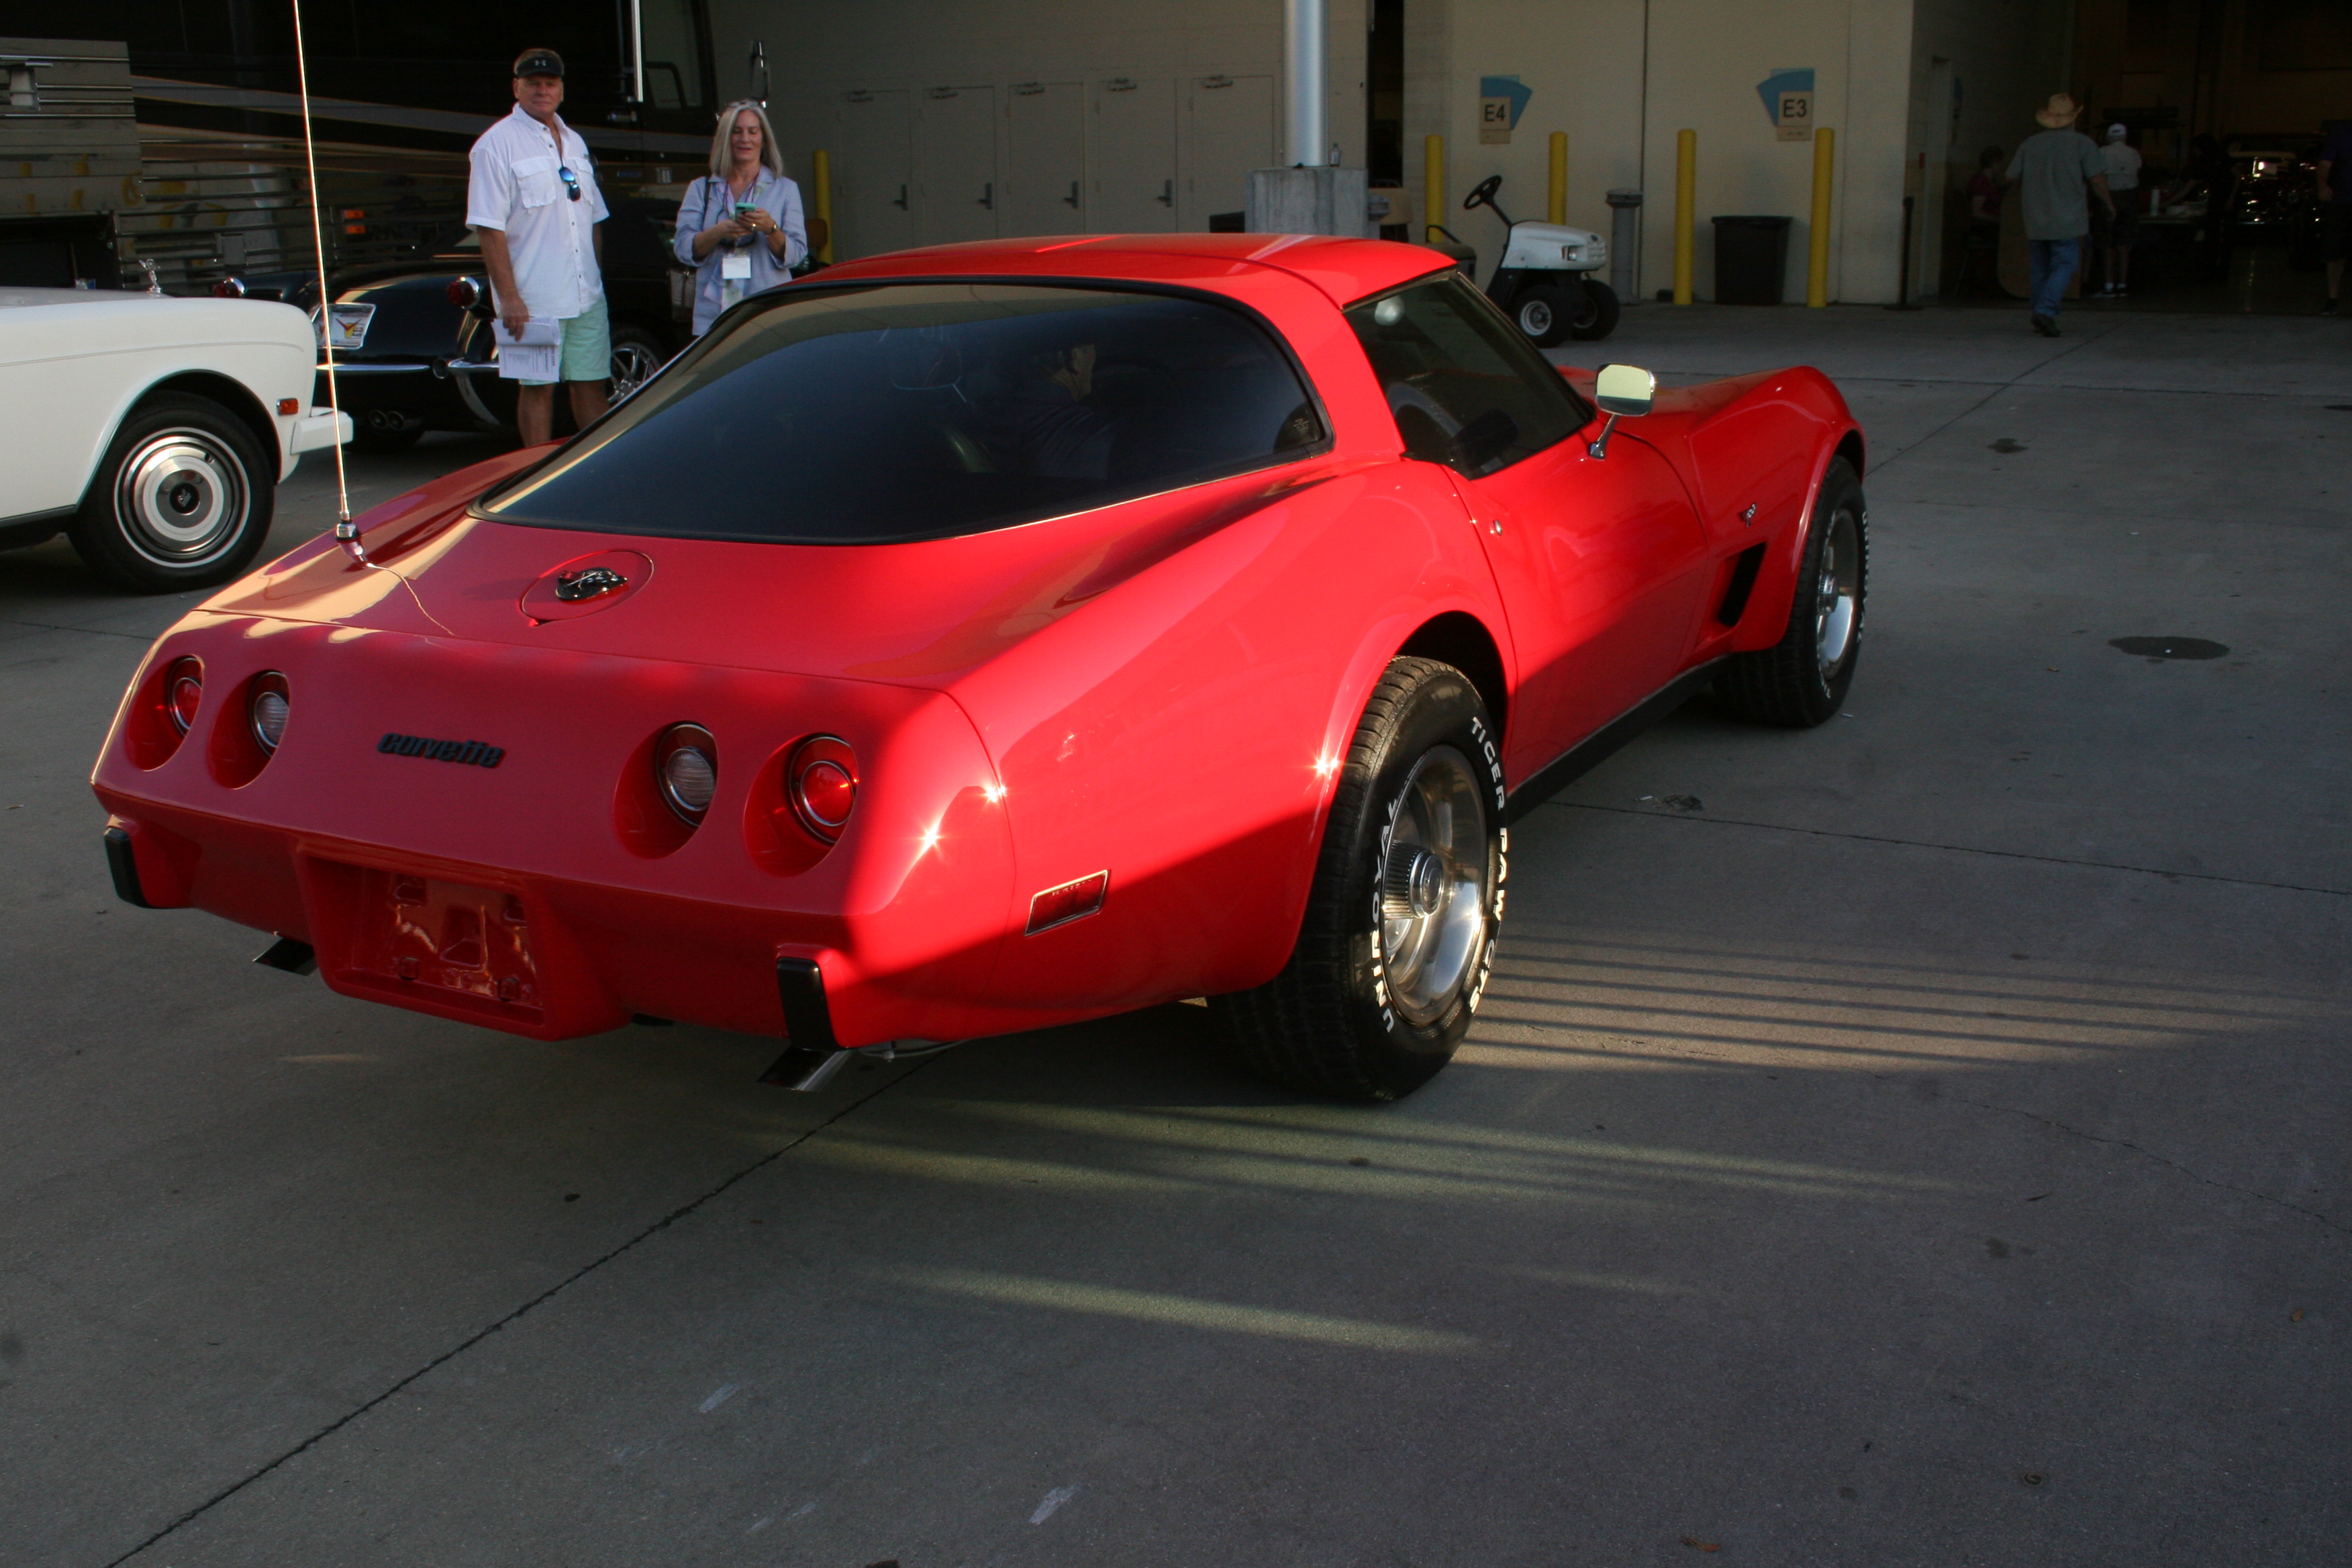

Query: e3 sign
left=1757, top=68, right=1816, bottom=142
left=1776, top=90, right=1813, bottom=140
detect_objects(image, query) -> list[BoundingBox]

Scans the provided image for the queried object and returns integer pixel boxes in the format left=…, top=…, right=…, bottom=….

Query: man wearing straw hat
left=2006, top=94, right=2115, bottom=337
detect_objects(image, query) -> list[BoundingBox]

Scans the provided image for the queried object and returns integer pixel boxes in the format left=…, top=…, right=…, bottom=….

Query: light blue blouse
left=671, top=170, right=807, bottom=335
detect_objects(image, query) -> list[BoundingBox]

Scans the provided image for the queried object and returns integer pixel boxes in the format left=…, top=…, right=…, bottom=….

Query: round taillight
left=656, top=724, right=718, bottom=824
left=445, top=275, right=482, bottom=308
left=787, top=735, right=859, bottom=842
left=164, top=657, right=203, bottom=735
left=249, top=671, right=290, bottom=752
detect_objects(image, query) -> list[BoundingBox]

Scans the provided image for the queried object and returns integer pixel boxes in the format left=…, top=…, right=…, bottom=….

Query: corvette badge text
left=378, top=733, right=505, bottom=768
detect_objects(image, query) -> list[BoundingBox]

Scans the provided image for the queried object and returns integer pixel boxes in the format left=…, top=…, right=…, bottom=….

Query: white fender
left=1498, top=222, right=1608, bottom=274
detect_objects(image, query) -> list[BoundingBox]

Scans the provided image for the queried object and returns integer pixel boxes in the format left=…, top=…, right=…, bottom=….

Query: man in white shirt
left=466, top=48, right=611, bottom=446
left=2096, top=124, right=2143, bottom=298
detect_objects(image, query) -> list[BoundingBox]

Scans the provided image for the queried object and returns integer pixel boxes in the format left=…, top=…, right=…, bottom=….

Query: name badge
left=721, top=252, right=752, bottom=280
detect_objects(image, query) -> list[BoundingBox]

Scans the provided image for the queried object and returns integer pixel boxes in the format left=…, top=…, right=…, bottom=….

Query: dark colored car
left=222, top=166, right=703, bottom=449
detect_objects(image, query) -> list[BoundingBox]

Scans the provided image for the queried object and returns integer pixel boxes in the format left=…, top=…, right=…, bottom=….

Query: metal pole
left=1886, top=193, right=1921, bottom=310
left=1807, top=126, right=1834, bottom=307
left=1285, top=0, right=1326, bottom=166
left=1548, top=132, right=1567, bottom=224
left=628, top=0, right=644, bottom=107
left=1424, top=133, right=1444, bottom=243
left=1606, top=187, right=1643, bottom=301
left=812, top=149, right=833, bottom=264
left=1673, top=129, right=1695, bottom=304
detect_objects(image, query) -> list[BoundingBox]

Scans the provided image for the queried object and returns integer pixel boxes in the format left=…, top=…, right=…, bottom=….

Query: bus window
left=640, top=0, right=706, bottom=110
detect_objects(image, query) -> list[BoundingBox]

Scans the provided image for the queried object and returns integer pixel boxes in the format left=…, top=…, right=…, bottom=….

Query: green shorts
left=516, top=297, right=611, bottom=386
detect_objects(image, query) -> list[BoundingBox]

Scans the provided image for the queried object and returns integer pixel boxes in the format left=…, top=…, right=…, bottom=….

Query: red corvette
left=91, top=234, right=1865, bottom=1101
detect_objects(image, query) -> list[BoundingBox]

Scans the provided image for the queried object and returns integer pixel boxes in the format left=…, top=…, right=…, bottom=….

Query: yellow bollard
left=1807, top=128, right=1834, bottom=307
left=812, top=148, right=834, bottom=264
left=1548, top=132, right=1567, bottom=224
left=1424, top=134, right=1444, bottom=244
left=1673, top=129, right=1696, bottom=304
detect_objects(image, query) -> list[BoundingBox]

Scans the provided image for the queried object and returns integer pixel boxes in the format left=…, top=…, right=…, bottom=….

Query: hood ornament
left=554, top=566, right=629, bottom=601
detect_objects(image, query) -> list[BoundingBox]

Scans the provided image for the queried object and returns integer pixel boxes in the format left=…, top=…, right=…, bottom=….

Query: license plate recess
left=342, top=867, right=542, bottom=1020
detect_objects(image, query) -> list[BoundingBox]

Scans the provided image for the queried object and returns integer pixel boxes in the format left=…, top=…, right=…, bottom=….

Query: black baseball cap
left=513, top=48, right=565, bottom=79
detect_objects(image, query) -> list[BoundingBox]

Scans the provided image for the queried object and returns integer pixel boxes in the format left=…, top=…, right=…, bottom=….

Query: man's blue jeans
left=2028, top=238, right=2084, bottom=318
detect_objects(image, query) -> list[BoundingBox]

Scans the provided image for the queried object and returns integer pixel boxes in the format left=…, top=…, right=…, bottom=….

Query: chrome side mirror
left=1587, top=362, right=1655, bottom=458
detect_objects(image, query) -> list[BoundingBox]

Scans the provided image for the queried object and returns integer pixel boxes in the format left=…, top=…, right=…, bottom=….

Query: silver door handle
left=891, top=183, right=907, bottom=209
left=1157, top=178, right=1173, bottom=207
left=979, top=182, right=993, bottom=209
left=1064, top=180, right=1079, bottom=207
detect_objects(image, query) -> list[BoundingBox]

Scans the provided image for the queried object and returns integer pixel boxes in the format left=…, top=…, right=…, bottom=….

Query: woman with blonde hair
left=672, top=99, right=807, bottom=335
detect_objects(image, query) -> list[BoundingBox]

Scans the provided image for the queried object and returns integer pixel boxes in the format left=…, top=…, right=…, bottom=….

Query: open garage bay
left=1, top=304, right=2345, bottom=1567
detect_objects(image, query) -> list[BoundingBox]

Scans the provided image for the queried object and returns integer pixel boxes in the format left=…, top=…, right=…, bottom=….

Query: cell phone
left=734, top=202, right=758, bottom=217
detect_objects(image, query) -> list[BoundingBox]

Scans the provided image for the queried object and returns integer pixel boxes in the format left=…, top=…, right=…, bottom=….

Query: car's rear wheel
left=68, top=393, right=274, bottom=593
left=1210, top=657, right=1507, bottom=1101
left=1567, top=278, right=1621, bottom=340
left=1716, top=456, right=1866, bottom=726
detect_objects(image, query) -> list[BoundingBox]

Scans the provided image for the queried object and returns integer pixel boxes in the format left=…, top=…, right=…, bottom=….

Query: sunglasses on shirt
left=558, top=165, right=581, bottom=201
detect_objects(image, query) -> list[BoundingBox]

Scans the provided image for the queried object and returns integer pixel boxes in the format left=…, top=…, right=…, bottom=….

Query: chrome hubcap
left=115, top=430, right=248, bottom=566
left=611, top=342, right=659, bottom=397
left=1814, top=506, right=1860, bottom=675
left=1377, top=746, right=1491, bottom=1027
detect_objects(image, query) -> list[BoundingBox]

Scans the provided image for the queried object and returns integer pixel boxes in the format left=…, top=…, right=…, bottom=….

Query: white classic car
left=0, top=287, right=348, bottom=591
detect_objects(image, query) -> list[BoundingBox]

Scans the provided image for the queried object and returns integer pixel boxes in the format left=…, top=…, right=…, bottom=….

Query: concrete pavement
left=1, top=304, right=2344, bottom=1567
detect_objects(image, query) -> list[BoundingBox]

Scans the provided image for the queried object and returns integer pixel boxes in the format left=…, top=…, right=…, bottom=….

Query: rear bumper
left=97, top=801, right=1001, bottom=1048
left=92, top=616, right=1020, bottom=1048
left=313, top=360, right=502, bottom=432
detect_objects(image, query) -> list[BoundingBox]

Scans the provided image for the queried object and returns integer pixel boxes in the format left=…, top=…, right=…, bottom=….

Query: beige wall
left=709, top=0, right=2065, bottom=303
left=1415, top=1, right=1947, bottom=304
left=706, top=0, right=1369, bottom=255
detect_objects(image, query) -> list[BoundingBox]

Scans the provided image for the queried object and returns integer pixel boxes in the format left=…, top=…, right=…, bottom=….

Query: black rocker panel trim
left=1502, top=660, right=1724, bottom=824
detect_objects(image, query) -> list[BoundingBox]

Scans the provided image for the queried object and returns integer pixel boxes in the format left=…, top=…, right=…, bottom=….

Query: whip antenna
left=289, top=0, right=359, bottom=556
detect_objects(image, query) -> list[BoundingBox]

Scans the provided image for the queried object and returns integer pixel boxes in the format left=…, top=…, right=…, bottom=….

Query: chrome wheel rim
left=1518, top=297, right=1553, bottom=336
left=114, top=428, right=248, bottom=567
left=611, top=340, right=660, bottom=398
left=1377, top=746, right=1492, bottom=1028
left=1814, top=505, right=1860, bottom=675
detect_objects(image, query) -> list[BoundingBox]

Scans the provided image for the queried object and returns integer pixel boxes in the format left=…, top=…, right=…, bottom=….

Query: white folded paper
left=492, top=317, right=562, bottom=382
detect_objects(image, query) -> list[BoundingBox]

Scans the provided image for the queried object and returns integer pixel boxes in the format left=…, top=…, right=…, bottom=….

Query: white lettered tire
left=1211, top=657, right=1508, bottom=1101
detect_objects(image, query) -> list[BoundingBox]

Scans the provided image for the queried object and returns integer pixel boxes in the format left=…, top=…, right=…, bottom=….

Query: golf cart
left=1453, top=173, right=1618, bottom=346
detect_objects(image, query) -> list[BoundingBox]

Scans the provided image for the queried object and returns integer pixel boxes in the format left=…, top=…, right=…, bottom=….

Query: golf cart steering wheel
left=1463, top=175, right=1504, bottom=212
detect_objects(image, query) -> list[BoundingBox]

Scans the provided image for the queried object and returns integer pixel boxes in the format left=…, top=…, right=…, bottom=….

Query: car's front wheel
left=1716, top=456, right=1866, bottom=726
left=610, top=326, right=665, bottom=399
left=1512, top=283, right=1574, bottom=348
left=68, top=393, right=275, bottom=593
left=1210, top=657, right=1507, bottom=1101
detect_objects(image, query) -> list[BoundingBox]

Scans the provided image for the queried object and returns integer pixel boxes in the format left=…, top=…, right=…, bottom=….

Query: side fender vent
left=1716, top=544, right=1767, bottom=627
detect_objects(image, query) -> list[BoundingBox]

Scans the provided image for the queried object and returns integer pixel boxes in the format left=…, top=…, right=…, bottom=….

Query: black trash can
left=1712, top=215, right=1793, bottom=304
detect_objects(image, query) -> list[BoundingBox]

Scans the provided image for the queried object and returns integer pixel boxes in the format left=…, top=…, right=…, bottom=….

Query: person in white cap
left=2095, top=124, right=2143, bottom=297
left=466, top=47, right=612, bottom=446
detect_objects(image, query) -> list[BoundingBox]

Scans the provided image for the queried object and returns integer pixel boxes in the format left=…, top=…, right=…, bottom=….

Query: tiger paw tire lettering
left=1210, top=658, right=1507, bottom=1101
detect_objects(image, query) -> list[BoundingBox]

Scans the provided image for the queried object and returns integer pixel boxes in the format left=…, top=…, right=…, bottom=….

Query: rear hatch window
left=477, top=281, right=1325, bottom=544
